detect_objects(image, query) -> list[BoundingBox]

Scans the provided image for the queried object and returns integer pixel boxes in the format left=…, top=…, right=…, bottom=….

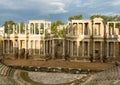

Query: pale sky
left=0, top=0, right=120, bottom=25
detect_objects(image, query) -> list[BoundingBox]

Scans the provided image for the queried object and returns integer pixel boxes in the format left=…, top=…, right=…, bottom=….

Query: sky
left=0, top=0, right=120, bottom=25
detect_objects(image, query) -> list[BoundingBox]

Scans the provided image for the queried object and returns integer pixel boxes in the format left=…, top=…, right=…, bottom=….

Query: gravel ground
left=28, top=72, right=86, bottom=84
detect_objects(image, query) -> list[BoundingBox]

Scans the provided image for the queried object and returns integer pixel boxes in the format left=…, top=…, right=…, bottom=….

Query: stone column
left=71, top=41, right=73, bottom=56
left=88, top=41, right=90, bottom=57
left=44, top=40, right=46, bottom=55
left=82, top=41, right=84, bottom=56
left=8, top=40, right=10, bottom=53
left=52, top=39, right=54, bottom=58
left=114, top=22, right=115, bottom=35
left=68, top=40, right=69, bottom=54
left=3, top=40, right=5, bottom=54
left=34, top=40, right=35, bottom=54
left=34, top=23, right=35, bottom=34
left=63, top=39, right=65, bottom=56
left=39, top=40, right=41, bottom=55
left=18, top=40, right=21, bottom=59
left=77, top=40, right=79, bottom=56
left=46, top=40, right=48, bottom=54
left=114, top=42, right=116, bottom=57
left=93, top=41, right=95, bottom=57
left=100, top=41, right=102, bottom=57
left=107, top=41, right=109, bottom=57
left=83, top=23, right=85, bottom=35
left=28, top=40, right=31, bottom=55
left=24, top=40, right=26, bottom=59
left=13, top=40, right=15, bottom=54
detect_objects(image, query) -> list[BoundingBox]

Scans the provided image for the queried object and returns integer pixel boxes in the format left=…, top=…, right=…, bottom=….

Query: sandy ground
left=4, top=59, right=114, bottom=70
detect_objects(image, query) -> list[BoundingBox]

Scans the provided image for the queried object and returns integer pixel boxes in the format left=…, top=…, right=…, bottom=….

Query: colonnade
left=66, top=40, right=119, bottom=59
left=70, top=22, right=90, bottom=36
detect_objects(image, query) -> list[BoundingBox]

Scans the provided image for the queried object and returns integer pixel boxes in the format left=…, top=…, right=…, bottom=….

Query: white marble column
left=82, top=41, right=84, bottom=56
left=77, top=40, right=79, bottom=56
left=34, top=40, right=35, bottom=54
left=107, top=41, right=109, bottom=57
left=13, top=40, right=15, bottom=54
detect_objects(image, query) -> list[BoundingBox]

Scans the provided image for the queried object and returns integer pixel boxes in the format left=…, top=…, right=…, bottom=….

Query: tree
left=51, top=20, right=65, bottom=38
left=68, top=14, right=82, bottom=21
left=3, top=20, right=16, bottom=33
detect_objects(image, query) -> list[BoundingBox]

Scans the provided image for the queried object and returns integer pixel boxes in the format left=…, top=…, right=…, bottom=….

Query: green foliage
left=90, top=15, right=120, bottom=24
left=68, top=14, right=82, bottom=21
left=51, top=20, right=65, bottom=38
left=3, top=20, right=16, bottom=33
